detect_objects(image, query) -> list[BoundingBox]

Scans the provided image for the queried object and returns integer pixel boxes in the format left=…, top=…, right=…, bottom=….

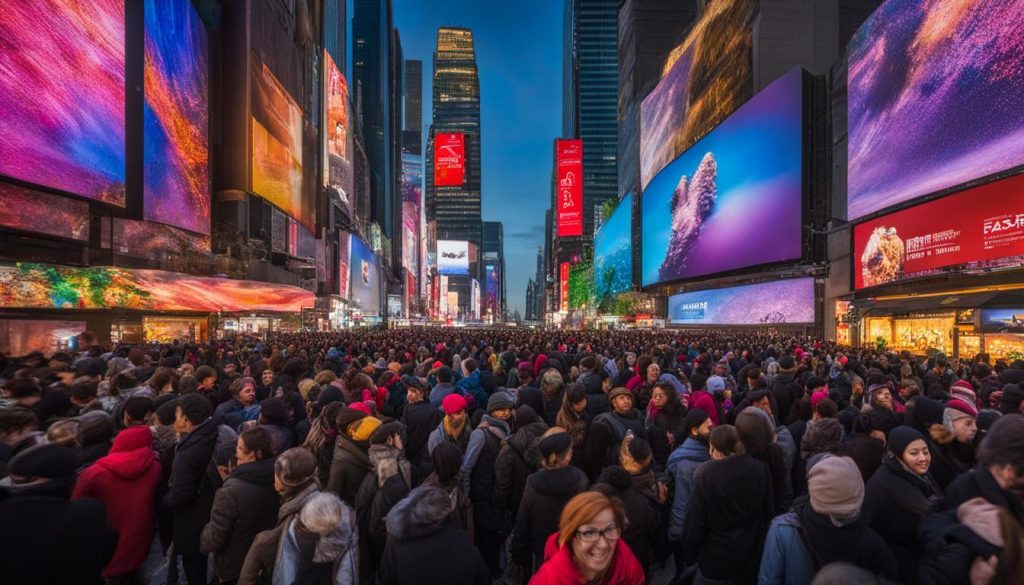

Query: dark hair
left=557, top=384, right=588, bottom=447
left=710, top=424, right=744, bottom=456
left=430, top=441, right=463, bottom=485
left=463, top=358, right=478, bottom=373
left=229, top=377, right=256, bottom=397
left=0, top=406, right=38, bottom=434
left=194, top=365, right=217, bottom=383
left=156, top=399, right=178, bottom=426
left=436, top=366, right=454, bottom=383
left=146, top=367, right=179, bottom=392
left=177, top=393, right=212, bottom=425
left=653, top=382, right=682, bottom=416
left=978, top=415, right=1024, bottom=475
left=178, top=375, right=200, bottom=395
left=580, top=356, right=596, bottom=371
left=70, top=379, right=99, bottom=402
left=747, top=366, right=762, bottom=380
left=123, top=396, right=155, bottom=423
left=815, top=398, right=838, bottom=419
left=239, top=426, right=273, bottom=460
left=4, top=378, right=41, bottom=399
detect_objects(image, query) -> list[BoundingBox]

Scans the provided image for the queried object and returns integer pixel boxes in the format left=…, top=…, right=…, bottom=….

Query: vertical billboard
left=556, top=139, right=584, bottom=237
left=0, top=1, right=126, bottom=205
left=847, top=0, right=1024, bottom=221
left=437, top=240, right=470, bottom=275
left=471, top=279, right=480, bottom=321
left=438, top=275, right=449, bottom=316
left=349, top=235, right=380, bottom=315
left=434, top=133, right=465, bottom=187
left=593, top=193, right=633, bottom=308
left=667, top=279, right=816, bottom=325
left=324, top=50, right=353, bottom=216
left=560, top=262, right=570, bottom=311
left=338, top=231, right=351, bottom=299
left=401, top=148, right=422, bottom=277
left=485, top=264, right=499, bottom=316
left=143, top=0, right=210, bottom=235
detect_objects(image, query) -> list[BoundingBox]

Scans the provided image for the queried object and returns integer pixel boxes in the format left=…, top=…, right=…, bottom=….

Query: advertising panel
left=402, top=150, right=422, bottom=276
left=471, top=279, right=480, bottom=321
left=338, top=231, right=351, bottom=299
left=0, top=1, right=126, bottom=205
left=447, top=292, right=460, bottom=316
left=485, top=264, right=499, bottom=316
left=434, top=133, right=465, bottom=187
left=847, top=0, right=1024, bottom=221
left=560, top=262, right=570, bottom=312
left=324, top=50, right=353, bottom=215
left=0, top=183, right=89, bottom=241
left=593, top=193, right=632, bottom=307
left=437, top=240, right=470, bottom=276
left=0, top=320, right=86, bottom=356
left=854, top=174, right=1024, bottom=289
left=980, top=310, right=1024, bottom=334
left=349, top=236, right=381, bottom=315
left=104, top=218, right=212, bottom=258
left=667, top=279, right=815, bottom=325
left=438, top=275, right=449, bottom=316
left=569, top=262, right=593, bottom=310
left=143, top=0, right=210, bottom=235
left=642, top=68, right=803, bottom=287
left=639, top=0, right=756, bottom=189
left=556, top=139, right=583, bottom=237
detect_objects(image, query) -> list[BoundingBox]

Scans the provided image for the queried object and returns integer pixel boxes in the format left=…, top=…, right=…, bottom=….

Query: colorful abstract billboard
left=437, top=240, right=470, bottom=276
left=0, top=263, right=313, bottom=312
left=668, top=279, right=815, bottom=325
left=854, top=174, right=1024, bottom=289
left=143, top=0, right=210, bottom=235
left=0, top=1, right=126, bottom=205
left=642, top=69, right=803, bottom=287
left=338, top=231, right=351, bottom=299
left=0, top=183, right=89, bottom=241
left=556, top=139, right=583, bottom=237
left=103, top=218, right=212, bottom=258
left=402, top=150, right=423, bottom=276
left=593, top=193, right=633, bottom=307
left=847, top=0, right=1024, bottom=221
left=485, top=264, right=499, bottom=316
left=349, top=236, right=381, bottom=315
left=560, top=262, right=570, bottom=312
left=639, top=0, right=755, bottom=189
left=434, top=133, right=465, bottom=187
left=324, top=50, right=353, bottom=215
left=252, top=63, right=312, bottom=231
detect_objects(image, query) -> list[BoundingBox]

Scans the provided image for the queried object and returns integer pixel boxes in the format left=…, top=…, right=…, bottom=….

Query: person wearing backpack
left=584, top=387, right=645, bottom=481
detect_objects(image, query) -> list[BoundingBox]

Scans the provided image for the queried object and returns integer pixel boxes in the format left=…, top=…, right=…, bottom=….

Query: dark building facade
left=404, top=59, right=422, bottom=133
left=482, top=221, right=506, bottom=321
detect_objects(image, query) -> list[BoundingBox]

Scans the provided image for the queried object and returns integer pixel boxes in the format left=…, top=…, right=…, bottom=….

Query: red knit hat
left=945, top=398, right=979, bottom=419
left=950, top=380, right=978, bottom=407
left=442, top=393, right=468, bottom=415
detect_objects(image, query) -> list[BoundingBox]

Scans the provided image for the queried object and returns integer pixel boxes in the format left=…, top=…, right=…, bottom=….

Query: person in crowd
left=399, top=375, right=440, bottom=468
left=595, top=436, right=664, bottom=576
left=578, top=355, right=610, bottom=417
left=737, top=406, right=794, bottom=517
left=355, top=421, right=412, bottom=579
left=0, top=406, right=43, bottom=479
left=427, top=365, right=458, bottom=408
left=770, top=356, right=803, bottom=423
left=77, top=409, right=116, bottom=467
left=939, top=414, right=1024, bottom=522
left=917, top=496, right=1024, bottom=585
left=633, top=362, right=661, bottom=414
left=556, top=383, right=592, bottom=470
left=302, top=401, right=346, bottom=488
left=845, top=408, right=901, bottom=482
left=272, top=490, right=358, bottom=585
left=327, top=408, right=380, bottom=506
left=427, top=393, right=472, bottom=454
left=539, top=369, right=567, bottom=427
left=667, top=407, right=712, bottom=572
left=457, top=358, right=488, bottom=414
left=687, top=373, right=720, bottom=427
left=214, top=376, right=260, bottom=431
left=645, top=381, right=687, bottom=469
left=494, top=405, right=549, bottom=520
left=929, top=398, right=979, bottom=489
left=586, top=387, right=645, bottom=480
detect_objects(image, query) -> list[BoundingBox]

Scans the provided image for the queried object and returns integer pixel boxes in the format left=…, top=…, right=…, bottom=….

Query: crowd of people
left=2, top=327, right=1024, bottom=585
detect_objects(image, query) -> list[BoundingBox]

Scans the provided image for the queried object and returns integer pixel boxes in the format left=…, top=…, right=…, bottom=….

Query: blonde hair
left=557, top=491, right=626, bottom=548
left=539, top=427, right=573, bottom=469
left=46, top=419, right=79, bottom=447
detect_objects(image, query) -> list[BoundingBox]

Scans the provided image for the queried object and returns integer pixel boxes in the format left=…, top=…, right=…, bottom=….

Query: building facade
left=482, top=221, right=506, bottom=321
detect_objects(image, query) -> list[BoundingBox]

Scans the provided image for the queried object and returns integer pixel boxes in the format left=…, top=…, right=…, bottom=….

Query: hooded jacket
left=666, top=436, right=710, bottom=541
left=457, top=371, right=488, bottom=415
left=461, top=414, right=512, bottom=533
left=328, top=433, right=373, bottom=506
left=400, top=400, right=441, bottom=467
left=530, top=532, right=646, bottom=585
left=273, top=500, right=358, bottom=585
left=72, top=426, right=162, bottom=577
left=162, top=417, right=219, bottom=555
left=510, top=465, right=589, bottom=571
left=493, top=420, right=549, bottom=516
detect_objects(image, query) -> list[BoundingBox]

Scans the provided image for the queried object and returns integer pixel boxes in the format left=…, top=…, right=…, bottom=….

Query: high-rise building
left=426, top=27, right=482, bottom=252
left=404, top=60, right=422, bottom=133
left=483, top=221, right=506, bottom=321
left=323, top=0, right=347, bottom=72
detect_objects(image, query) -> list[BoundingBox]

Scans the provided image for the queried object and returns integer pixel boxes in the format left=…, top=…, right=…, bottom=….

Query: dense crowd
left=2, top=327, right=1024, bottom=585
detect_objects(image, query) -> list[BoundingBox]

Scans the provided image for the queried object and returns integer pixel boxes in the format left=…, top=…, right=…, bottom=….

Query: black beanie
left=538, top=431, right=573, bottom=459
left=685, top=408, right=711, bottom=436
left=8, top=443, right=80, bottom=479
left=887, top=425, right=926, bottom=459
left=370, top=421, right=407, bottom=445
left=515, top=405, right=541, bottom=427
left=259, top=398, right=289, bottom=426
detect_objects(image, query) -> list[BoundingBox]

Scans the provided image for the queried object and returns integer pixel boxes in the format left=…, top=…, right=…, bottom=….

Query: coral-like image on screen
left=668, top=279, right=815, bottom=325
left=0, top=183, right=89, bottom=241
left=847, top=0, right=1024, bottom=220
left=0, top=0, right=126, bottom=205
left=593, top=194, right=633, bottom=307
left=639, top=0, right=755, bottom=189
left=143, top=0, right=210, bottom=235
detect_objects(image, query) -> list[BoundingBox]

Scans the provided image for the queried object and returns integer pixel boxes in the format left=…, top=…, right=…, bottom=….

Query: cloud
left=506, top=223, right=546, bottom=242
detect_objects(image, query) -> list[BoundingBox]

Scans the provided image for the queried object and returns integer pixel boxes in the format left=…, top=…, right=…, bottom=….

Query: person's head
left=934, top=357, right=949, bottom=373
left=557, top=492, right=627, bottom=581
left=405, top=380, right=427, bottom=405
left=194, top=365, right=217, bottom=390
left=807, top=456, right=865, bottom=527
left=436, top=366, right=454, bottom=384
left=5, top=442, right=81, bottom=499
left=298, top=492, right=349, bottom=540
left=517, top=365, right=534, bottom=386
left=888, top=426, right=930, bottom=476
left=429, top=441, right=463, bottom=485
left=978, top=414, right=1024, bottom=491
left=645, top=362, right=661, bottom=384
left=943, top=399, right=979, bottom=444
left=746, top=389, right=773, bottom=417
left=563, top=383, right=587, bottom=414
left=175, top=393, right=212, bottom=434
left=237, top=426, right=272, bottom=464
left=736, top=407, right=775, bottom=457
left=813, top=398, right=838, bottom=421
left=260, top=369, right=274, bottom=386
left=709, top=424, right=744, bottom=460
left=229, top=377, right=257, bottom=406
left=541, top=369, right=564, bottom=397
left=69, top=378, right=99, bottom=407
left=868, top=383, right=894, bottom=411
left=487, top=391, right=514, bottom=421
left=442, top=393, right=468, bottom=426
left=46, top=419, right=79, bottom=447
left=580, top=356, right=596, bottom=373
left=370, top=421, right=407, bottom=451
left=650, top=382, right=679, bottom=412
left=273, top=447, right=317, bottom=495
left=746, top=366, right=762, bottom=386
left=685, top=408, right=712, bottom=441
left=857, top=407, right=901, bottom=445
left=801, top=418, right=845, bottom=457
left=714, top=362, right=728, bottom=377
left=607, top=387, right=633, bottom=415
left=122, top=396, right=155, bottom=427
left=539, top=427, right=574, bottom=469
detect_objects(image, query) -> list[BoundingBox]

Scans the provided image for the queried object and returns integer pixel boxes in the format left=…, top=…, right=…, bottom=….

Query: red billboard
left=560, top=262, right=570, bottom=311
left=854, top=173, right=1024, bottom=289
left=556, top=139, right=583, bottom=237
left=434, top=133, right=465, bottom=187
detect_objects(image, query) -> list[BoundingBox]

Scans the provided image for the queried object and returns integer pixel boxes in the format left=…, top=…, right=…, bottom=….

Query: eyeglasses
left=576, top=524, right=621, bottom=543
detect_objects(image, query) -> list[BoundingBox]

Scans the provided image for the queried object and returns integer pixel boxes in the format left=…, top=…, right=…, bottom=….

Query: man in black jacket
left=769, top=356, right=802, bottom=426
left=164, top=393, right=219, bottom=585
left=939, top=414, right=1024, bottom=522
left=577, top=355, right=610, bottom=418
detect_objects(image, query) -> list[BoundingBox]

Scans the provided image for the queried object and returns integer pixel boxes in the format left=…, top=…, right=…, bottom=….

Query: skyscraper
left=404, top=60, right=422, bottom=133
left=483, top=221, right=506, bottom=321
left=323, top=0, right=347, bottom=72
left=426, top=27, right=482, bottom=252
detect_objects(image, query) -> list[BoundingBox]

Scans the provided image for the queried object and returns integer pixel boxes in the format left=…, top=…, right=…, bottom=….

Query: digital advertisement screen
left=639, top=0, right=756, bottom=190
left=668, top=279, right=815, bottom=325
left=0, top=183, right=89, bottom=241
left=0, top=320, right=86, bottom=356
left=324, top=50, right=354, bottom=215
left=0, top=263, right=314, bottom=312
left=103, top=218, right=212, bottom=258
left=560, top=262, right=570, bottom=311
left=485, top=264, right=499, bottom=316
left=338, top=231, right=351, bottom=299
left=0, top=1, right=126, bottom=205
left=434, top=133, right=465, bottom=187
left=642, top=68, right=803, bottom=288
left=437, top=240, right=470, bottom=276
left=471, top=278, right=480, bottom=320
left=593, top=193, right=633, bottom=306
left=980, top=309, right=1024, bottom=334
left=569, top=262, right=593, bottom=310
left=847, top=0, right=1024, bottom=221
left=143, top=0, right=210, bottom=235
left=853, top=174, right=1024, bottom=289
left=349, top=236, right=381, bottom=315
left=252, top=63, right=312, bottom=231
left=402, top=150, right=423, bottom=276
left=556, top=139, right=583, bottom=237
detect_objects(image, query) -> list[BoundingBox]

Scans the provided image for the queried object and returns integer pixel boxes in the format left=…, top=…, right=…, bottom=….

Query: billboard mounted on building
left=556, top=139, right=583, bottom=237
left=434, top=133, right=465, bottom=187
left=437, top=240, right=470, bottom=275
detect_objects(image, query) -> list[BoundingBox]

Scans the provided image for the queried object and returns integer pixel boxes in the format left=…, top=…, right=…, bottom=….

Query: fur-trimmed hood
left=385, top=485, right=453, bottom=542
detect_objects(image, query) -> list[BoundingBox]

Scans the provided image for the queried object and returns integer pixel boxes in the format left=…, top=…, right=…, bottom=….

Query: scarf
left=443, top=414, right=466, bottom=440
left=369, top=444, right=411, bottom=488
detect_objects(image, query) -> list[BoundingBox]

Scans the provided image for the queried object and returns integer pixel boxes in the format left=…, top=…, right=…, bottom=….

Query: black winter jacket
left=163, top=418, right=219, bottom=555
left=327, top=435, right=373, bottom=506
left=863, top=456, right=939, bottom=583
left=400, top=401, right=441, bottom=467
left=510, top=465, right=589, bottom=570
left=493, top=421, right=548, bottom=516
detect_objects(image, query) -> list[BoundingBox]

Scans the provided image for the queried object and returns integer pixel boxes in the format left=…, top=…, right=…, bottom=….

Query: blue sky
left=388, top=0, right=563, bottom=316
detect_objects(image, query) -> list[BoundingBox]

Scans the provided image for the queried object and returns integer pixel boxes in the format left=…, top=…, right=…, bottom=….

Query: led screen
left=668, top=279, right=815, bottom=325
left=593, top=193, right=633, bottom=307
left=639, top=0, right=755, bottom=189
left=485, top=264, right=499, bottom=316
left=847, top=0, right=1024, bottom=221
left=0, top=183, right=89, bottom=241
left=103, top=218, right=212, bottom=258
left=434, top=133, right=465, bottom=187
left=402, top=150, right=423, bottom=276
left=981, top=310, right=1024, bottom=334
left=642, top=68, right=803, bottom=287
left=338, top=231, right=351, bottom=299
left=0, top=263, right=314, bottom=312
left=569, top=262, right=593, bottom=310
left=349, top=236, right=381, bottom=315
left=324, top=50, right=354, bottom=215
left=560, top=262, right=570, bottom=312
left=0, top=320, right=86, bottom=356
left=853, top=174, right=1024, bottom=289
left=143, top=0, right=210, bottom=235
left=0, top=1, right=126, bottom=205
left=252, top=63, right=312, bottom=231
left=556, top=139, right=583, bottom=237
left=437, top=240, right=470, bottom=276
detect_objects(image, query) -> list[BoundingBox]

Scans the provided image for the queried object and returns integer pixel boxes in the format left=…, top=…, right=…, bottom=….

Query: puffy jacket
left=400, top=401, right=442, bottom=467
left=530, top=532, right=646, bottom=585
left=162, top=418, right=219, bottom=555
left=238, top=482, right=319, bottom=585
left=666, top=437, right=709, bottom=541
left=687, top=390, right=719, bottom=426
left=510, top=465, right=589, bottom=571
left=457, top=371, right=488, bottom=414
left=328, top=435, right=373, bottom=506
left=493, top=420, right=549, bottom=516
left=461, top=415, right=511, bottom=532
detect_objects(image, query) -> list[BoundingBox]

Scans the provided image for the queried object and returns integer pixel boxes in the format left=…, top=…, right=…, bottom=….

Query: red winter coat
left=687, top=390, right=719, bottom=426
left=73, top=426, right=162, bottom=577
left=529, top=532, right=646, bottom=585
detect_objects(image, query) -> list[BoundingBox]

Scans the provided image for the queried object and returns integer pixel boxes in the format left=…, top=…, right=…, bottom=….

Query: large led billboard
left=854, top=174, right=1024, bottom=289
left=252, top=63, right=312, bottom=231
left=402, top=150, right=423, bottom=276
left=143, top=0, right=210, bottom=235
left=668, top=279, right=815, bottom=325
left=437, top=240, right=470, bottom=276
left=642, top=68, right=803, bottom=288
left=338, top=231, right=351, bottom=299
left=349, top=236, right=381, bottom=315
left=0, top=264, right=313, bottom=312
left=0, top=184, right=89, bottom=242
left=560, top=262, right=570, bottom=312
left=556, top=139, right=583, bottom=237
left=847, top=0, right=1024, bottom=221
left=569, top=262, right=593, bottom=310
left=485, top=264, right=499, bottom=316
left=324, top=50, right=354, bottom=215
left=593, top=193, right=633, bottom=307
left=434, top=133, right=465, bottom=187
left=0, top=1, right=126, bottom=205
left=639, top=0, right=756, bottom=190
left=104, top=218, right=212, bottom=258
